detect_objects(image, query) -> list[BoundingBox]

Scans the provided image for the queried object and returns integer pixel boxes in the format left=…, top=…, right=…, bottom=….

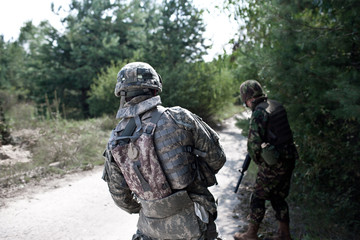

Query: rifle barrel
left=234, top=154, right=251, bottom=194
left=234, top=172, right=244, bottom=193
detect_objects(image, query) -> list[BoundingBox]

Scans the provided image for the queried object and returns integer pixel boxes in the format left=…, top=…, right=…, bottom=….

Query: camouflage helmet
left=239, top=80, right=265, bottom=103
left=114, top=62, right=162, bottom=97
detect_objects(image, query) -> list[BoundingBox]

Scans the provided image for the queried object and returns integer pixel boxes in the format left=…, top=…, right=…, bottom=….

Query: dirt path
left=0, top=115, right=248, bottom=240
left=0, top=167, right=139, bottom=240
left=210, top=114, right=248, bottom=238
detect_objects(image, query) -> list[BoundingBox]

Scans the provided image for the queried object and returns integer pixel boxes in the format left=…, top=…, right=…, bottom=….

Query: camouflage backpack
left=110, top=106, right=172, bottom=200
left=191, top=113, right=226, bottom=187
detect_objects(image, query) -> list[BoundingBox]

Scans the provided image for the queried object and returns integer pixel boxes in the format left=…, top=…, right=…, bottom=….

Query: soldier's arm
left=104, top=161, right=141, bottom=214
left=191, top=113, right=226, bottom=174
left=247, top=108, right=268, bottom=165
left=165, top=107, right=226, bottom=173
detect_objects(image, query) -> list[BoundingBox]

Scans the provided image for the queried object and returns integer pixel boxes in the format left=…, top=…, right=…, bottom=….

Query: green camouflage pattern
left=246, top=97, right=297, bottom=224
left=114, top=62, right=162, bottom=97
left=247, top=98, right=269, bottom=165
left=239, top=80, right=265, bottom=104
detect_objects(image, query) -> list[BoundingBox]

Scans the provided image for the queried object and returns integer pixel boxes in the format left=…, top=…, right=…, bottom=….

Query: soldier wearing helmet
left=234, top=80, right=298, bottom=240
left=102, top=62, right=226, bottom=240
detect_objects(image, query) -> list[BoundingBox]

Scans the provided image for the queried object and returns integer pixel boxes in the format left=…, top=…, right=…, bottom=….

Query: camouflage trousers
left=249, top=158, right=295, bottom=224
left=132, top=214, right=219, bottom=240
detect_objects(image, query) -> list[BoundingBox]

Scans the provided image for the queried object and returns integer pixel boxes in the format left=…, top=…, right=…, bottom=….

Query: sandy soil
left=0, top=115, right=250, bottom=240
left=0, top=144, right=32, bottom=165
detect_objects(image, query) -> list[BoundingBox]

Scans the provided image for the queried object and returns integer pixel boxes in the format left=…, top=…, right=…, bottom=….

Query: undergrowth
left=235, top=117, right=357, bottom=240
left=1, top=102, right=118, bottom=190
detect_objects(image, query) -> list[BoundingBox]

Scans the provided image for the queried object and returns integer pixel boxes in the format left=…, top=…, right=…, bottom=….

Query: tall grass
left=1, top=100, right=118, bottom=188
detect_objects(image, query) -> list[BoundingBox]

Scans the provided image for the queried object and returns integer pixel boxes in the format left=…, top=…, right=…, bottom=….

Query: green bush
left=88, top=61, right=126, bottom=117
left=161, top=61, right=236, bottom=125
left=89, top=60, right=237, bottom=126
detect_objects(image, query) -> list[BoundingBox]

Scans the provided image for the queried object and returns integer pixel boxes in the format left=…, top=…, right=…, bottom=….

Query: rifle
left=234, top=154, right=251, bottom=193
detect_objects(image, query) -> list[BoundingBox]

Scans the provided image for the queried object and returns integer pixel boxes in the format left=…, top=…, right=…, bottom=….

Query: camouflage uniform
left=235, top=80, right=297, bottom=240
left=103, top=62, right=226, bottom=240
left=247, top=97, right=297, bottom=224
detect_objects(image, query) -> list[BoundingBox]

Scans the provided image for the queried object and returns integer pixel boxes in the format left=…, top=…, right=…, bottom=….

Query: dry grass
left=1, top=102, right=118, bottom=196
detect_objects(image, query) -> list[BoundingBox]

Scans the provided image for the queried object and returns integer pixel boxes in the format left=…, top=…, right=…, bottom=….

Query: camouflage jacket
left=103, top=95, right=225, bottom=217
left=247, top=97, right=297, bottom=171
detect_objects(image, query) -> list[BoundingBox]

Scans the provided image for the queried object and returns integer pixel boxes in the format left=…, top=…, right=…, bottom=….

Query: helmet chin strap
left=119, top=91, right=126, bottom=109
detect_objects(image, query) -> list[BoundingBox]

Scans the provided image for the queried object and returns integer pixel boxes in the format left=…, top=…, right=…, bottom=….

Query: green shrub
left=161, top=61, right=236, bottom=125
left=88, top=59, right=238, bottom=126
left=88, top=61, right=125, bottom=117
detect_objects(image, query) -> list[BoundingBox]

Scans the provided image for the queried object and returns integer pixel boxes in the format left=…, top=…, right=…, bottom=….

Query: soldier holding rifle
left=233, top=80, right=298, bottom=240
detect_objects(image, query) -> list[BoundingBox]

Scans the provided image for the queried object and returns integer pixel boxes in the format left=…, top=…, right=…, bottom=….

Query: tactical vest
left=256, top=99, right=293, bottom=147
left=110, top=106, right=172, bottom=200
left=153, top=111, right=198, bottom=190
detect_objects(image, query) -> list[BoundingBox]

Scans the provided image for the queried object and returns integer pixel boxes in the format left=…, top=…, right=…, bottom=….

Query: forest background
left=0, top=0, right=359, bottom=239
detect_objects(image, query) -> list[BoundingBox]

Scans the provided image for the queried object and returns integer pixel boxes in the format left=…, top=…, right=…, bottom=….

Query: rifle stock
left=234, top=154, right=251, bottom=193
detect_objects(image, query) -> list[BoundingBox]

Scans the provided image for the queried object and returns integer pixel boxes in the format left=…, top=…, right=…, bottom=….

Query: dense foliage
left=87, top=0, right=236, bottom=122
left=89, top=59, right=235, bottom=124
left=1, top=0, right=359, bottom=237
left=227, top=0, right=360, bottom=237
left=0, top=0, right=234, bottom=121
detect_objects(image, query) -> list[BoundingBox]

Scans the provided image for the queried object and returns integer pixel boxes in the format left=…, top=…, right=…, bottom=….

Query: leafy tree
left=227, top=0, right=360, bottom=236
left=143, top=0, right=208, bottom=68
left=141, top=0, right=232, bottom=123
left=88, top=61, right=125, bottom=116
left=18, top=0, right=157, bottom=118
left=161, top=59, right=236, bottom=124
left=0, top=36, right=27, bottom=93
left=3, top=0, right=235, bottom=124
left=48, top=0, right=129, bottom=117
left=89, top=58, right=236, bottom=125
left=88, top=0, right=235, bottom=124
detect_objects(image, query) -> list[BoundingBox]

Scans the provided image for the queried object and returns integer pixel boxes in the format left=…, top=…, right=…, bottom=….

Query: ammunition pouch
left=137, top=191, right=202, bottom=239
left=261, top=143, right=279, bottom=166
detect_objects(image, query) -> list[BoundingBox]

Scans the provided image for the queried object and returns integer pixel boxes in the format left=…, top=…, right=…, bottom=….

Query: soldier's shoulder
left=164, top=106, right=196, bottom=128
left=251, top=107, right=268, bottom=123
left=166, top=106, right=193, bottom=118
left=252, top=107, right=267, bottom=116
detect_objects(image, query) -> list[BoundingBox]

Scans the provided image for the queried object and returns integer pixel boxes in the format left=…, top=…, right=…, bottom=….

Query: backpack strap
left=144, top=106, right=167, bottom=135
left=114, top=106, right=167, bottom=144
left=114, top=117, right=137, bottom=145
